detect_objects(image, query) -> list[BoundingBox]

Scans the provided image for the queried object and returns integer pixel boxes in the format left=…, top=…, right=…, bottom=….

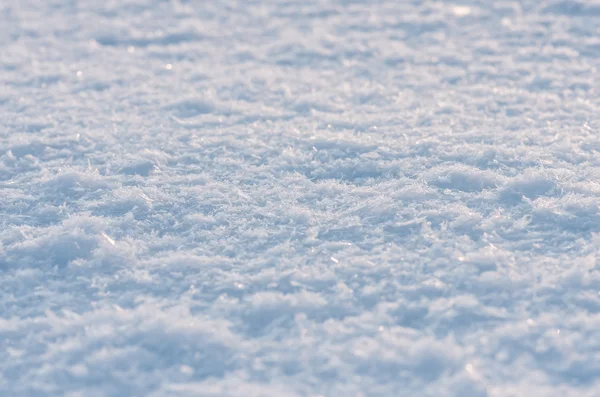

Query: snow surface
left=1, top=0, right=600, bottom=396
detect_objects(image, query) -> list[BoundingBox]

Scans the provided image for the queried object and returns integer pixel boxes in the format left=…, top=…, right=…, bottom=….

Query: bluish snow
left=1, top=0, right=600, bottom=396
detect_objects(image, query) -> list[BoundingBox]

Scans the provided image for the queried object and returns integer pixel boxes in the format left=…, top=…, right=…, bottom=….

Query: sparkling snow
left=1, top=0, right=600, bottom=396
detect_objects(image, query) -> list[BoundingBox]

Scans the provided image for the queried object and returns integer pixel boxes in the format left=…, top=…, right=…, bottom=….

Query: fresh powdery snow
left=1, top=0, right=600, bottom=396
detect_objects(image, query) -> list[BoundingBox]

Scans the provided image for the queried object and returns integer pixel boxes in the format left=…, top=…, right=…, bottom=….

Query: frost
left=2, top=0, right=600, bottom=396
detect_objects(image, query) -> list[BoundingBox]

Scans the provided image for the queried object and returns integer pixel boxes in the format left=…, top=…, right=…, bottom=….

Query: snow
left=1, top=0, right=600, bottom=395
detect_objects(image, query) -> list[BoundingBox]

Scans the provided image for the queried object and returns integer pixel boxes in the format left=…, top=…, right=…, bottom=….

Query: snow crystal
left=2, top=0, right=600, bottom=396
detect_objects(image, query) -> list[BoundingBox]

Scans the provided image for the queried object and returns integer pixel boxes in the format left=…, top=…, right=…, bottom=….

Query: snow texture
left=1, top=0, right=600, bottom=396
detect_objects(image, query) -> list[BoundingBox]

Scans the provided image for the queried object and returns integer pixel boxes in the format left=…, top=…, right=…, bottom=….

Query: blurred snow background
left=1, top=0, right=600, bottom=396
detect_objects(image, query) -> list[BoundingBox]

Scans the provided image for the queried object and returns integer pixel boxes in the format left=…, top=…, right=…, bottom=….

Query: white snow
left=1, top=0, right=600, bottom=396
